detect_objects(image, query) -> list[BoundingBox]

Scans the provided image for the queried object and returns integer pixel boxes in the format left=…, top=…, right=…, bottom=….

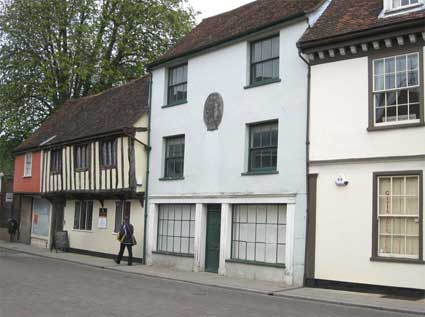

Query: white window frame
left=372, top=52, right=421, bottom=127
left=24, top=152, right=32, bottom=177
left=391, top=0, right=422, bottom=10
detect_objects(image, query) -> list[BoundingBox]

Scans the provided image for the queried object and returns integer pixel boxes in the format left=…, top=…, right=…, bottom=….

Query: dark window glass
left=50, top=149, right=62, bottom=174
left=75, top=144, right=90, bottom=170
left=114, top=201, right=131, bottom=233
left=250, top=36, right=279, bottom=84
left=73, top=201, right=93, bottom=231
left=114, top=201, right=123, bottom=233
left=168, top=64, right=187, bottom=105
left=100, top=139, right=117, bottom=168
left=164, top=136, right=185, bottom=178
left=249, top=122, right=278, bottom=172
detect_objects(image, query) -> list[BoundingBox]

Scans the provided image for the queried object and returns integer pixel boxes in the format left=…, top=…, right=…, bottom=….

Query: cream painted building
left=299, top=0, right=425, bottom=293
left=13, top=77, right=150, bottom=261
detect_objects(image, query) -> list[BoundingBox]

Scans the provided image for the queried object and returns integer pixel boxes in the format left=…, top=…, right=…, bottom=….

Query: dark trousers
left=117, top=244, right=133, bottom=264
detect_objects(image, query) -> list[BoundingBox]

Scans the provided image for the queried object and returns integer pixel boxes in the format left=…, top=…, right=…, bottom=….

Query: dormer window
left=392, top=0, right=419, bottom=9
left=384, top=0, right=424, bottom=14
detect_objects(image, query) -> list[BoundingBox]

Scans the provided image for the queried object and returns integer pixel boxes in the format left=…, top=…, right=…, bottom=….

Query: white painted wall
left=311, top=159, right=425, bottom=289
left=309, top=46, right=425, bottom=162
left=148, top=20, right=311, bottom=285
left=150, top=21, right=309, bottom=196
left=63, top=199, right=144, bottom=258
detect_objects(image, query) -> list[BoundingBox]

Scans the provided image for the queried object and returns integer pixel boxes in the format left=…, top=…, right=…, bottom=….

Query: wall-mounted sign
left=203, top=92, right=224, bottom=131
left=5, top=193, right=13, bottom=203
left=98, top=208, right=107, bottom=229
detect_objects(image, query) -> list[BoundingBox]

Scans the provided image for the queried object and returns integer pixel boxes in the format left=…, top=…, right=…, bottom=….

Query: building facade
left=13, top=77, right=150, bottom=260
left=13, top=151, right=46, bottom=246
left=146, top=0, right=330, bottom=285
left=299, top=0, right=425, bottom=292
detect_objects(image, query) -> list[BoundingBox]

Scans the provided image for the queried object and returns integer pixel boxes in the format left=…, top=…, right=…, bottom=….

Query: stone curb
left=271, top=292, right=425, bottom=316
left=1, top=245, right=424, bottom=316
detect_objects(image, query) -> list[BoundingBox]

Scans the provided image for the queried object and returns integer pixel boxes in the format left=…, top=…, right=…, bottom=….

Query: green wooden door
left=205, top=205, right=221, bottom=273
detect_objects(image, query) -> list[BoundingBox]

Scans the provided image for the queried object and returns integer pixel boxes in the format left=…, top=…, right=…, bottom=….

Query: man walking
left=115, top=217, right=135, bottom=266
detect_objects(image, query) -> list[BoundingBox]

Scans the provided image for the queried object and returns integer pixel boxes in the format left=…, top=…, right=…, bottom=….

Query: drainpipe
left=142, top=71, right=153, bottom=265
left=298, top=50, right=311, bottom=286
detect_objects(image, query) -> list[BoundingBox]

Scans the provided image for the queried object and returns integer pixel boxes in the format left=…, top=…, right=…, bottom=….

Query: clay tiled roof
left=299, top=0, right=425, bottom=47
left=15, top=76, right=150, bottom=153
left=150, top=0, right=325, bottom=67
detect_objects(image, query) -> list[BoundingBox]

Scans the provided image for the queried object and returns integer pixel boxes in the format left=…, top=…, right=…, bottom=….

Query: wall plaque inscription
left=203, top=93, right=224, bottom=131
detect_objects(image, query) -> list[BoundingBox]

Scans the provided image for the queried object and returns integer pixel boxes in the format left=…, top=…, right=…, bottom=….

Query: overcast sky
left=189, top=0, right=254, bottom=22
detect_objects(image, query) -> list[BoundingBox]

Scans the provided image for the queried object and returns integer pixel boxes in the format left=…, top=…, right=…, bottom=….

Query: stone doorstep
left=0, top=240, right=424, bottom=316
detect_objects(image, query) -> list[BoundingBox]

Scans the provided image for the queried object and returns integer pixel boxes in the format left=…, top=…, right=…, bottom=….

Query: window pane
left=232, top=205, right=286, bottom=264
left=115, top=202, right=123, bottom=233
left=385, top=57, right=395, bottom=73
left=86, top=202, right=93, bottom=230
left=74, top=202, right=81, bottom=229
left=157, top=205, right=195, bottom=255
left=408, top=71, right=418, bottom=86
left=261, top=38, right=272, bottom=60
left=374, top=59, right=384, bottom=75
left=374, top=75, right=385, bottom=91
left=262, top=60, right=273, bottom=80
left=252, top=42, right=262, bottom=63
left=407, top=54, right=418, bottom=70
left=271, top=36, right=279, bottom=58
left=396, top=55, right=406, bottom=72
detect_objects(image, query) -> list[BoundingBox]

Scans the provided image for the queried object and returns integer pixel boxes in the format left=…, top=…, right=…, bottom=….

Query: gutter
left=142, top=71, right=153, bottom=265
left=148, top=12, right=307, bottom=69
left=298, top=50, right=312, bottom=286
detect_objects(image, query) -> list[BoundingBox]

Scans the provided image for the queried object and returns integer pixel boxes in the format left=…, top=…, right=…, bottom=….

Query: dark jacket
left=119, top=223, right=134, bottom=245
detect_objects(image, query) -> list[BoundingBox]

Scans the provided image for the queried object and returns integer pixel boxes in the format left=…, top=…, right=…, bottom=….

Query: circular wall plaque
left=203, top=93, right=224, bottom=131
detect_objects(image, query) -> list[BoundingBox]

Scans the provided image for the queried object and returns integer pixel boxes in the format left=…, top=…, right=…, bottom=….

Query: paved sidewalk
left=1, top=241, right=424, bottom=315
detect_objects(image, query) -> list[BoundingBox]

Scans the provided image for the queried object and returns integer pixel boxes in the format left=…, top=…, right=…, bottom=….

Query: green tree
left=0, top=0, right=195, bottom=174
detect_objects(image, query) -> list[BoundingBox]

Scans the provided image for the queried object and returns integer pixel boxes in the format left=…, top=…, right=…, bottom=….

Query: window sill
left=370, top=256, right=425, bottom=265
left=152, top=251, right=194, bottom=258
left=244, top=78, right=281, bottom=90
left=226, top=259, right=286, bottom=269
left=162, top=100, right=188, bottom=108
left=23, top=176, right=32, bottom=178
left=367, top=122, right=424, bottom=132
left=159, top=177, right=185, bottom=181
left=241, top=170, right=279, bottom=176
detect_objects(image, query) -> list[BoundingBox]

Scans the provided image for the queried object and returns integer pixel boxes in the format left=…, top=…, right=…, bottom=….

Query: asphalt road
left=0, top=249, right=410, bottom=317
